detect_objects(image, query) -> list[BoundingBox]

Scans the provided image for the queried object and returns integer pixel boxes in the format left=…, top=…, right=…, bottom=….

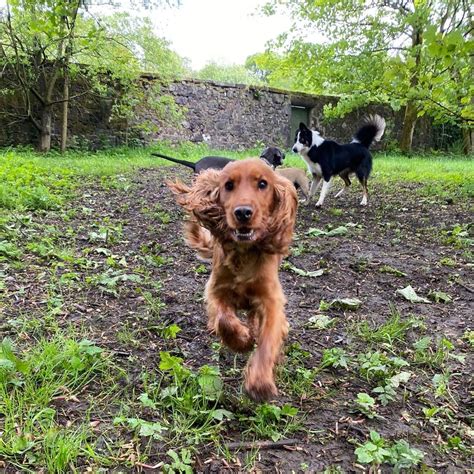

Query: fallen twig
left=225, top=438, right=299, bottom=451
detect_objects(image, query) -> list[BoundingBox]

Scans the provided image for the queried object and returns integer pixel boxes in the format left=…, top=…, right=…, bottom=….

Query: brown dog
left=276, top=168, right=310, bottom=202
left=168, top=159, right=298, bottom=401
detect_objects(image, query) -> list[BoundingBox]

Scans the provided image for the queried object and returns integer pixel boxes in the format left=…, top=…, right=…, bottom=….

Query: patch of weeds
left=411, top=337, right=454, bottom=368
left=357, top=351, right=409, bottom=383
left=350, top=257, right=369, bottom=273
left=372, top=371, right=411, bottom=406
left=354, top=393, right=379, bottom=419
left=113, top=416, right=166, bottom=439
left=100, top=174, right=131, bottom=192
left=441, top=223, right=473, bottom=249
left=153, top=205, right=172, bottom=225
left=88, top=221, right=124, bottom=246
left=462, top=330, right=474, bottom=348
left=0, top=335, right=111, bottom=471
left=354, top=430, right=424, bottom=471
left=438, top=257, right=457, bottom=267
left=379, top=264, right=407, bottom=277
left=278, top=343, right=315, bottom=398
left=117, top=352, right=232, bottom=451
left=86, top=269, right=143, bottom=296
left=289, top=243, right=308, bottom=256
left=117, top=322, right=140, bottom=348
left=194, top=263, right=208, bottom=274
left=329, top=207, right=343, bottom=217
left=428, top=290, right=452, bottom=303
left=148, top=322, right=182, bottom=340
left=163, top=448, right=193, bottom=473
left=141, top=289, right=166, bottom=317
left=0, top=240, right=22, bottom=261
left=355, top=305, right=421, bottom=345
left=320, top=347, right=350, bottom=370
left=307, top=225, right=349, bottom=237
left=241, top=403, right=300, bottom=442
left=0, top=154, right=69, bottom=210
left=431, top=371, right=452, bottom=399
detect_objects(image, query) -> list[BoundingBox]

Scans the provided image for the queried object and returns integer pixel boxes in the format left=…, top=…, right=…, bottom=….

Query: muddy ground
left=2, top=166, right=473, bottom=472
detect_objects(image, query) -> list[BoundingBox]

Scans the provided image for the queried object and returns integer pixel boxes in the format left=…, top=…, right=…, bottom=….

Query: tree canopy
left=259, top=0, right=473, bottom=151
left=0, top=0, right=184, bottom=152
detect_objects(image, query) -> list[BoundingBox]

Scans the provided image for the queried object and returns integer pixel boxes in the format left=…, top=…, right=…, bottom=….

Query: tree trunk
left=38, top=105, right=52, bottom=152
left=60, top=68, right=69, bottom=153
left=462, top=127, right=473, bottom=155
left=399, top=102, right=418, bottom=154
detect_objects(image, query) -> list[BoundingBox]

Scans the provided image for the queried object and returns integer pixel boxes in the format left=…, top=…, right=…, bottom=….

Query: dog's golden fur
left=168, top=159, right=298, bottom=401
left=276, top=168, right=310, bottom=201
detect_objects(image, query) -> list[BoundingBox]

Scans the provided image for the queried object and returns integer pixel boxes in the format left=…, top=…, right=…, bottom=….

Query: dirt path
left=3, top=166, right=473, bottom=472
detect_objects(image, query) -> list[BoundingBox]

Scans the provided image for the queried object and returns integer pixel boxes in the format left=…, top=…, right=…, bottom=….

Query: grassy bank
left=1, top=145, right=472, bottom=211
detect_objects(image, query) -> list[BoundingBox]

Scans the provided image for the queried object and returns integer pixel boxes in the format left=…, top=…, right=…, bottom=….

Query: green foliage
left=242, top=403, right=300, bottom=442
left=261, top=0, right=473, bottom=132
left=195, top=61, right=263, bottom=85
left=0, top=335, right=110, bottom=471
left=356, top=305, right=421, bottom=345
left=354, top=393, right=378, bottom=419
left=355, top=430, right=424, bottom=470
left=120, top=352, right=233, bottom=447
left=0, top=2, right=185, bottom=151
left=320, top=347, right=350, bottom=370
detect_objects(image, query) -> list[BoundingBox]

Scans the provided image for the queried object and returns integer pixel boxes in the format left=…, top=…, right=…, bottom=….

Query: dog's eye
left=224, top=181, right=234, bottom=191
left=258, top=179, right=268, bottom=190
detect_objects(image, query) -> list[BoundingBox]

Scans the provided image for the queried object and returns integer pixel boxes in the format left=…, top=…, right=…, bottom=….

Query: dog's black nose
left=292, top=146, right=297, bottom=153
left=234, top=206, right=253, bottom=223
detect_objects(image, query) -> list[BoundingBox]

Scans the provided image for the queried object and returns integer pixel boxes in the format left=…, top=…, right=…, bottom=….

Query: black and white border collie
left=292, top=115, right=386, bottom=207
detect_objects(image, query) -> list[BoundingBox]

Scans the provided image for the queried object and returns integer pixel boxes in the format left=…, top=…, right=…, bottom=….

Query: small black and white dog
left=292, top=115, right=386, bottom=206
left=151, top=147, right=285, bottom=173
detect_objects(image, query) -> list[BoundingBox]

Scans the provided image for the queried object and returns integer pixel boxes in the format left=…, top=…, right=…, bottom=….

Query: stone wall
left=142, top=78, right=434, bottom=151
left=0, top=75, right=438, bottom=151
left=140, top=78, right=292, bottom=150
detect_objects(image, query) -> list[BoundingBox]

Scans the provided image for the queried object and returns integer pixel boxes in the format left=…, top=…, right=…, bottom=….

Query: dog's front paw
left=218, top=317, right=255, bottom=353
left=245, top=378, right=278, bottom=403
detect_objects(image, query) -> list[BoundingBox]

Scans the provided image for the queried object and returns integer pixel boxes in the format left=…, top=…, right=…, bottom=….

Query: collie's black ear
left=299, top=122, right=308, bottom=130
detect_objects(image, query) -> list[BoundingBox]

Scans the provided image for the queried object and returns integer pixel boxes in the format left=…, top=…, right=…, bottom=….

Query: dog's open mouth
left=233, top=227, right=255, bottom=241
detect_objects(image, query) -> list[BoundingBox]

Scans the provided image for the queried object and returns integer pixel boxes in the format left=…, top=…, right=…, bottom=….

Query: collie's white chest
left=300, top=152, right=322, bottom=177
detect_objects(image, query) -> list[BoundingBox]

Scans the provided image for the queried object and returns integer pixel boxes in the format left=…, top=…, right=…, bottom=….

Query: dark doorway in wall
left=290, top=106, right=310, bottom=143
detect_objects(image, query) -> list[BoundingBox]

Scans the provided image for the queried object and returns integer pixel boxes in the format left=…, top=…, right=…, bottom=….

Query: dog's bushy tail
left=353, top=115, right=386, bottom=148
left=184, top=220, right=214, bottom=261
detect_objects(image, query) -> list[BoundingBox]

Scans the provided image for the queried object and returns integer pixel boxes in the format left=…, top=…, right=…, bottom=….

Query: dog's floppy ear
left=299, top=122, right=309, bottom=131
left=167, top=169, right=225, bottom=233
left=263, top=173, right=298, bottom=255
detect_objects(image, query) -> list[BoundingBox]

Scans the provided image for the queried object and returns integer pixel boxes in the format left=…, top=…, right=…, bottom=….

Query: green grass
left=0, top=143, right=261, bottom=211
left=285, top=151, right=474, bottom=197
left=2, top=145, right=473, bottom=211
left=0, top=334, right=114, bottom=472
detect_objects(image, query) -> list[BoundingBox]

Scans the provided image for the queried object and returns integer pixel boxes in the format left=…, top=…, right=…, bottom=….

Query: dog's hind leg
left=357, top=175, right=369, bottom=206
left=335, top=170, right=351, bottom=198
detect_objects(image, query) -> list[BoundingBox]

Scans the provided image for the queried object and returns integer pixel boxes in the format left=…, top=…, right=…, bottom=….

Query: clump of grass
left=0, top=334, right=111, bottom=471
left=355, top=304, right=422, bottom=345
